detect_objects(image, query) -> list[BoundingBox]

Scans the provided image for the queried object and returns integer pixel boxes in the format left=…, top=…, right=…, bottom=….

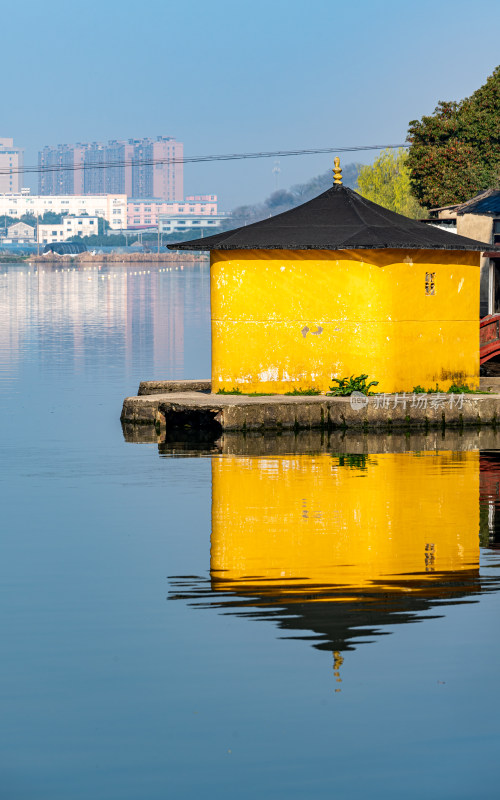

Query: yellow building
left=171, top=160, right=487, bottom=393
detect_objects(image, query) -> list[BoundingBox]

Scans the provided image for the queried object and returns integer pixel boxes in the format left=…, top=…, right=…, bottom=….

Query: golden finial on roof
left=332, top=156, right=342, bottom=185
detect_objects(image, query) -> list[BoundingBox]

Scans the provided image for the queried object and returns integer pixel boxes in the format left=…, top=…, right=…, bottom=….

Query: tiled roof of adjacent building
left=454, top=189, right=500, bottom=217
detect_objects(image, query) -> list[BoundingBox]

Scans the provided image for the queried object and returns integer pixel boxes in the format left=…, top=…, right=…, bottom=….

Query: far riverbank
left=28, top=252, right=207, bottom=264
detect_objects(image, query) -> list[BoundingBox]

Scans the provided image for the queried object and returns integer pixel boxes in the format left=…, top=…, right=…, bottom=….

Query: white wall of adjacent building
left=0, top=192, right=127, bottom=228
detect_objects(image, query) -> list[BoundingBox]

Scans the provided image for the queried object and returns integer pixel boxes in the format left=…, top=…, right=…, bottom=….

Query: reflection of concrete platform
left=121, top=379, right=500, bottom=433
left=121, top=424, right=500, bottom=455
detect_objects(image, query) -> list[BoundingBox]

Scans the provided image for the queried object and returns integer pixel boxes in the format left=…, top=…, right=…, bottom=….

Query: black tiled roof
left=169, top=184, right=489, bottom=252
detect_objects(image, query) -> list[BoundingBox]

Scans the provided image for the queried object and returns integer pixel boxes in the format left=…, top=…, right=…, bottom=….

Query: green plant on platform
left=447, top=383, right=475, bottom=394
left=284, top=388, right=321, bottom=396
left=412, top=383, right=484, bottom=394
left=412, top=383, right=442, bottom=393
left=328, top=374, right=379, bottom=396
left=216, top=388, right=277, bottom=396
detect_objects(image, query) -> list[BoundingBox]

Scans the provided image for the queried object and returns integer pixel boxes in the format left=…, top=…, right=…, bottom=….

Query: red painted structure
left=480, top=314, right=500, bottom=364
left=481, top=250, right=500, bottom=364
left=480, top=452, right=500, bottom=503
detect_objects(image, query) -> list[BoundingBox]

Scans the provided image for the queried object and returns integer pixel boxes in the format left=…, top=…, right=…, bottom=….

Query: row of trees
left=228, top=162, right=361, bottom=228
left=357, top=65, right=500, bottom=216
left=1, top=211, right=66, bottom=229
left=65, top=227, right=214, bottom=248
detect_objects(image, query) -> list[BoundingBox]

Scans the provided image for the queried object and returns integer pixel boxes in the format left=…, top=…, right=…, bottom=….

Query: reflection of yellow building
left=211, top=451, right=479, bottom=599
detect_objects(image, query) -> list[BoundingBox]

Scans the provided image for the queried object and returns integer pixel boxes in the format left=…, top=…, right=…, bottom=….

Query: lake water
left=1, top=260, right=500, bottom=799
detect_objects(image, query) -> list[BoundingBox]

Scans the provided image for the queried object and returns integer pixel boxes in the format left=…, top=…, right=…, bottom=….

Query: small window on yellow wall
left=425, top=272, right=435, bottom=295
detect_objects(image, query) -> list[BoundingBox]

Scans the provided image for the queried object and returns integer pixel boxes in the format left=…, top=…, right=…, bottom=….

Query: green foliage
left=68, top=233, right=135, bottom=246
left=407, top=66, right=500, bottom=207
left=335, top=454, right=369, bottom=470
left=284, top=388, right=321, bottom=396
left=98, top=217, right=110, bottom=235
left=228, top=163, right=361, bottom=227
left=0, top=212, right=63, bottom=229
left=447, top=383, right=474, bottom=394
left=412, top=383, right=484, bottom=394
left=328, top=374, right=379, bottom=396
left=39, top=211, right=64, bottom=225
left=356, top=148, right=425, bottom=218
left=215, top=387, right=277, bottom=396
left=446, top=384, right=490, bottom=394
left=20, top=213, right=37, bottom=228
left=412, top=382, right=443, bottom=393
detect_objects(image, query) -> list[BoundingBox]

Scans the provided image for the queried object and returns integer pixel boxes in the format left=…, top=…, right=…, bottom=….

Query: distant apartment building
left=0, top=192, right=126, bottom=229
left=128, top=195, right=218, bottom=227
left=38, top=137, right=183, bottom=200
left=38, top=216, right=99, bottom=244
left=0, top=138, right=24, bottom=193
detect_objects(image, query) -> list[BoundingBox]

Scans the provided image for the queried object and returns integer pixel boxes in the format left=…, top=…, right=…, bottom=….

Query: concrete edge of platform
left=138, top=379, right=211, bottom=396
left=121, top=389, right=500, bottom=432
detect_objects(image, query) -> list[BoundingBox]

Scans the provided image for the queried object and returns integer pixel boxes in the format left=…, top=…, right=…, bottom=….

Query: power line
left=0, top=143, right=408, bottom=177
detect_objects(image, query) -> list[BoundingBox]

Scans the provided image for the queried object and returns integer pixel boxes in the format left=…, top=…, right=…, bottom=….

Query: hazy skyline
left=6, top=0, right=499, bottom=209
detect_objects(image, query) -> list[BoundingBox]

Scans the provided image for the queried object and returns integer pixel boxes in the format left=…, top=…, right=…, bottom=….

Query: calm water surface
left=1, top=261, right=500, bottom=799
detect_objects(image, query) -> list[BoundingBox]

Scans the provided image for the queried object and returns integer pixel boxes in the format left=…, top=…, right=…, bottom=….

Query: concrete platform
left=121, top=379, right=500, bottom=434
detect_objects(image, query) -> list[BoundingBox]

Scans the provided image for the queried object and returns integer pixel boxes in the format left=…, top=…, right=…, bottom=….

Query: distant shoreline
left=20, top=252, right=208, bottom=264
left=0, top=254, right=29, bottom=262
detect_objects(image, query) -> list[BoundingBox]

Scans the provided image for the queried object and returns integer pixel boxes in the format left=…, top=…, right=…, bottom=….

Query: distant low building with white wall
left=0, top=138, right=24, bottom=193
left=0, top=192, right=127, bottom=229
left=38, top=216, right=99, bottom=244
left=127, top=195, right=218, bottom=227
left=3, top=221, right=35, bottom=243
left=37, top=224, right=65, bottom=245
left=158, top=213, right=226, bottom=234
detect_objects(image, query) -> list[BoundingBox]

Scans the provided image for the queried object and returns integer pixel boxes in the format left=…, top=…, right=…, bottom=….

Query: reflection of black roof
left=169, top=184, right=489, bottom=252
left=168, top=570, right=483, bottom=655
left=43, top=242, right=87, bottom=255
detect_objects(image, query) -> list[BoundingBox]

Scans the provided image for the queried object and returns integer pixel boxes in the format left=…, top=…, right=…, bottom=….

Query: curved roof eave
left=168, top=184, right=490, bottom=253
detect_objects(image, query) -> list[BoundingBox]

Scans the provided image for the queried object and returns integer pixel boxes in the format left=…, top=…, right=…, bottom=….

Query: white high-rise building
left=0, top=138, right=24, bottom=194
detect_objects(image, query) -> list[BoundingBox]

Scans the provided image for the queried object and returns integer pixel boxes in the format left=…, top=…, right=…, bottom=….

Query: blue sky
left=7, top=0, right=499, bottom=208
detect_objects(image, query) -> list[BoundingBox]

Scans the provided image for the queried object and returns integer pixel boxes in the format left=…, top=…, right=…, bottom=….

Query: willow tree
left=356, top=148, right=424, bottom=218
left=407, top=66, right=500, bottom=208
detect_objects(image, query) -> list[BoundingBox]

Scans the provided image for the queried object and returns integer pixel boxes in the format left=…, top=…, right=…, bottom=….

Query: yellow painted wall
left=210, top=248, right=480, bottom=393
left=210, top=450, right=479, bottom=600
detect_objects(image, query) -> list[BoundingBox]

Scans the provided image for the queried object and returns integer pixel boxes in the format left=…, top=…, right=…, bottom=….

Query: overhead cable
left=0, top=143, right=409, bottom=176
